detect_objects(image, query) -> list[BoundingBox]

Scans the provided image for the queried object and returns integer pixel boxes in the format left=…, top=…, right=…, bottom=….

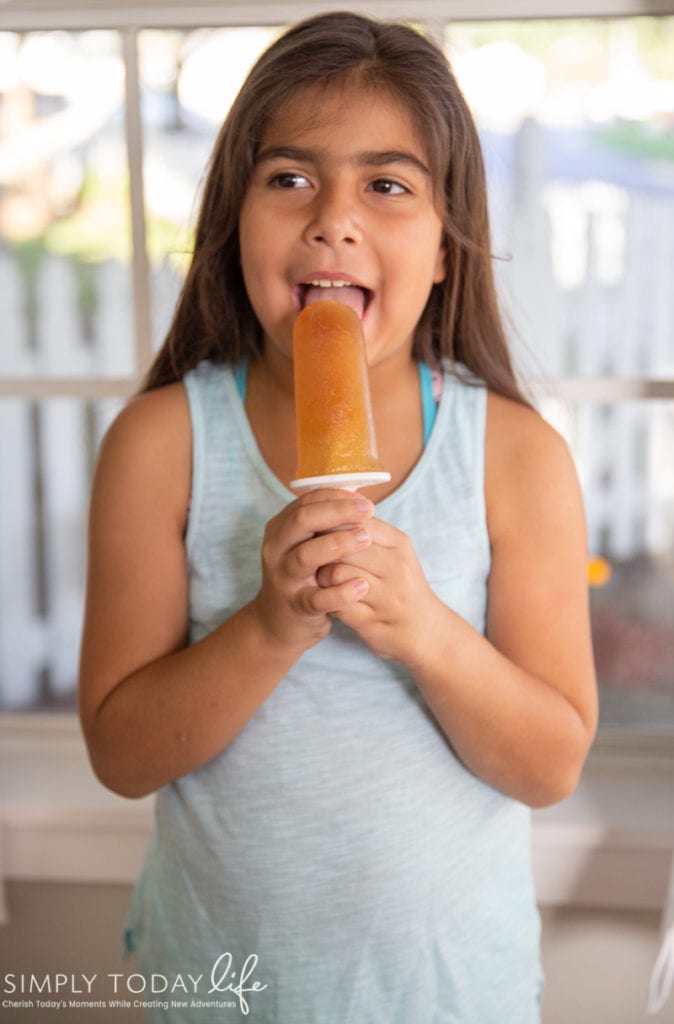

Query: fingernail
left=353, top=579, right=369, bottom=595
left=354, top=529, right=369, bottom=543
left=355, top=496, right=373, bottom=512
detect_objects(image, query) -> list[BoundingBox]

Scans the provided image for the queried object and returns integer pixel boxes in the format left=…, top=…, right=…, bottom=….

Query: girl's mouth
left=297, top=280, right=373, bottom=319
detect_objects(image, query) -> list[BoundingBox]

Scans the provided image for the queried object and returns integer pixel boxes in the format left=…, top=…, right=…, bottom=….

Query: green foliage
left=598, top=120, right=674, bottom=161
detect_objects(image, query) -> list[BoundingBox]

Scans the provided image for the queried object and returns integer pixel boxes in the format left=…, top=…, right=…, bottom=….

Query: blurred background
left=0, top=11, right=672, bottom=734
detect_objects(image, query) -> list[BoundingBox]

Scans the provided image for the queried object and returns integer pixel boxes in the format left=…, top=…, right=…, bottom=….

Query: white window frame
left=0, top=0, right=672, bottom=905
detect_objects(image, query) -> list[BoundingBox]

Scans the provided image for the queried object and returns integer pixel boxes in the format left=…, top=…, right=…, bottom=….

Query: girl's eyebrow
left=256, top=145, right=430, bottom=177
left=358, top=150, right=431, bottom=177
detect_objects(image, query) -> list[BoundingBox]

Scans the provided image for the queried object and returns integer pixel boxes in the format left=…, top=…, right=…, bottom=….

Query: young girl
left=79, top=12, right=597, bottom=1022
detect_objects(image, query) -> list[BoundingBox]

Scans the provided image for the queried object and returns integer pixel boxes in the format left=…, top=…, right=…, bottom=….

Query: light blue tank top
left=124, top=360, right=542, bottom=1023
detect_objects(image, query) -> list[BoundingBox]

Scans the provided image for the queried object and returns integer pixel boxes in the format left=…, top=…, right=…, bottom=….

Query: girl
left=79, top=12, right=597, bottom=1023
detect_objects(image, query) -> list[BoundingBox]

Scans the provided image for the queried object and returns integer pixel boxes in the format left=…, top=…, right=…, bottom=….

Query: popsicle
left=290, top=300, right=391, bottom=493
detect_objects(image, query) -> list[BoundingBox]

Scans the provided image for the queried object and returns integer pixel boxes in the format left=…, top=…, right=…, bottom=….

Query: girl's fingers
left=316, top=562, right=362, bottom=588
left=298, top=577, right=369, bottom=615
left=286, top=527, right=371, bottom=580
left=285, top=491, right=374, bottom=545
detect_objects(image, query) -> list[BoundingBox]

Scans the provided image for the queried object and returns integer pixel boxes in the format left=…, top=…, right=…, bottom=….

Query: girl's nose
left=304, top=186, right=362, bottom=247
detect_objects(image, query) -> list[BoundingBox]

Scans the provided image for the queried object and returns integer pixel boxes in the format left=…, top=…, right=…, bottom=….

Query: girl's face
left=239, top=82, right=446, bottom=376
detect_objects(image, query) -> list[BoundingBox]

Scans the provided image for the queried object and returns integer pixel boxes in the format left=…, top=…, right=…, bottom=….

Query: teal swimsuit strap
left=234, top=360, right=248, bottom=402
left=234, top=358, right=438, bottom=445
left=419, top=360, right=438, bottom=446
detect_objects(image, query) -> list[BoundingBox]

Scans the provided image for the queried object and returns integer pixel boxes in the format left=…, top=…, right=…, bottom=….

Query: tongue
left=303, top=285, right=366, bottom=319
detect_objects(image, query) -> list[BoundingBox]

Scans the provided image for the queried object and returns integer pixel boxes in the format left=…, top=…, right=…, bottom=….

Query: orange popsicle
left=291, top=301, right=390, bottom=491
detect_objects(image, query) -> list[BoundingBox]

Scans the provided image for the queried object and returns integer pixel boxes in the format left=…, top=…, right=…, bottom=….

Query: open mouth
left=297, top=280, right=373, bottom=319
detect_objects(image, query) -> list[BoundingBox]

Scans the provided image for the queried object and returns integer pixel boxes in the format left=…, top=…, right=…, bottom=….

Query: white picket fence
left=0, top=256, right=183, bottom=708
left=0, top=176, right=673, bottom=709
left=494, top=179, right=674, bottom=562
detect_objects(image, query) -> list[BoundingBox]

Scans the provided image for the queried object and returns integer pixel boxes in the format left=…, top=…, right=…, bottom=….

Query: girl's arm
left=78, top=384, right=373, bottom=798
left=318, top=392, right=598, bottom=808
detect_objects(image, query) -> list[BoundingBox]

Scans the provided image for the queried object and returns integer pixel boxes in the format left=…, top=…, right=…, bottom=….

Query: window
left=0, top=2, right=672, bottom=746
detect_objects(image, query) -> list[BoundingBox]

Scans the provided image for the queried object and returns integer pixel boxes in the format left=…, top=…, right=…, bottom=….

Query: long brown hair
left=143, top=12, right=527, bottom=405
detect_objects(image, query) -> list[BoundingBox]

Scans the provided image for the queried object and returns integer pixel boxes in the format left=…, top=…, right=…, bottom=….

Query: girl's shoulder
left=484, top=390, right=582, bottom=545
left=103, top=382, right=191, bottom=469
left=107, top=380, right=190, bottom=449
left=93, top=381, right=192, bottom=535
left=485, top=389, right=570, bottom=466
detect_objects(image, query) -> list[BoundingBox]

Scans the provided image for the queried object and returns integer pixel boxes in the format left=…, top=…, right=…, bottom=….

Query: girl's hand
left=315, top=518, right=439, bottom=665
left=252, top=489, right=375, bottom=652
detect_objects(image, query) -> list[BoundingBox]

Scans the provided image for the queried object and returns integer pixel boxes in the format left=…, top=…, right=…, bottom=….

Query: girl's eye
left=370, top=179, right=409, bottom=196
left=270, top=172, right=310, bottom=189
